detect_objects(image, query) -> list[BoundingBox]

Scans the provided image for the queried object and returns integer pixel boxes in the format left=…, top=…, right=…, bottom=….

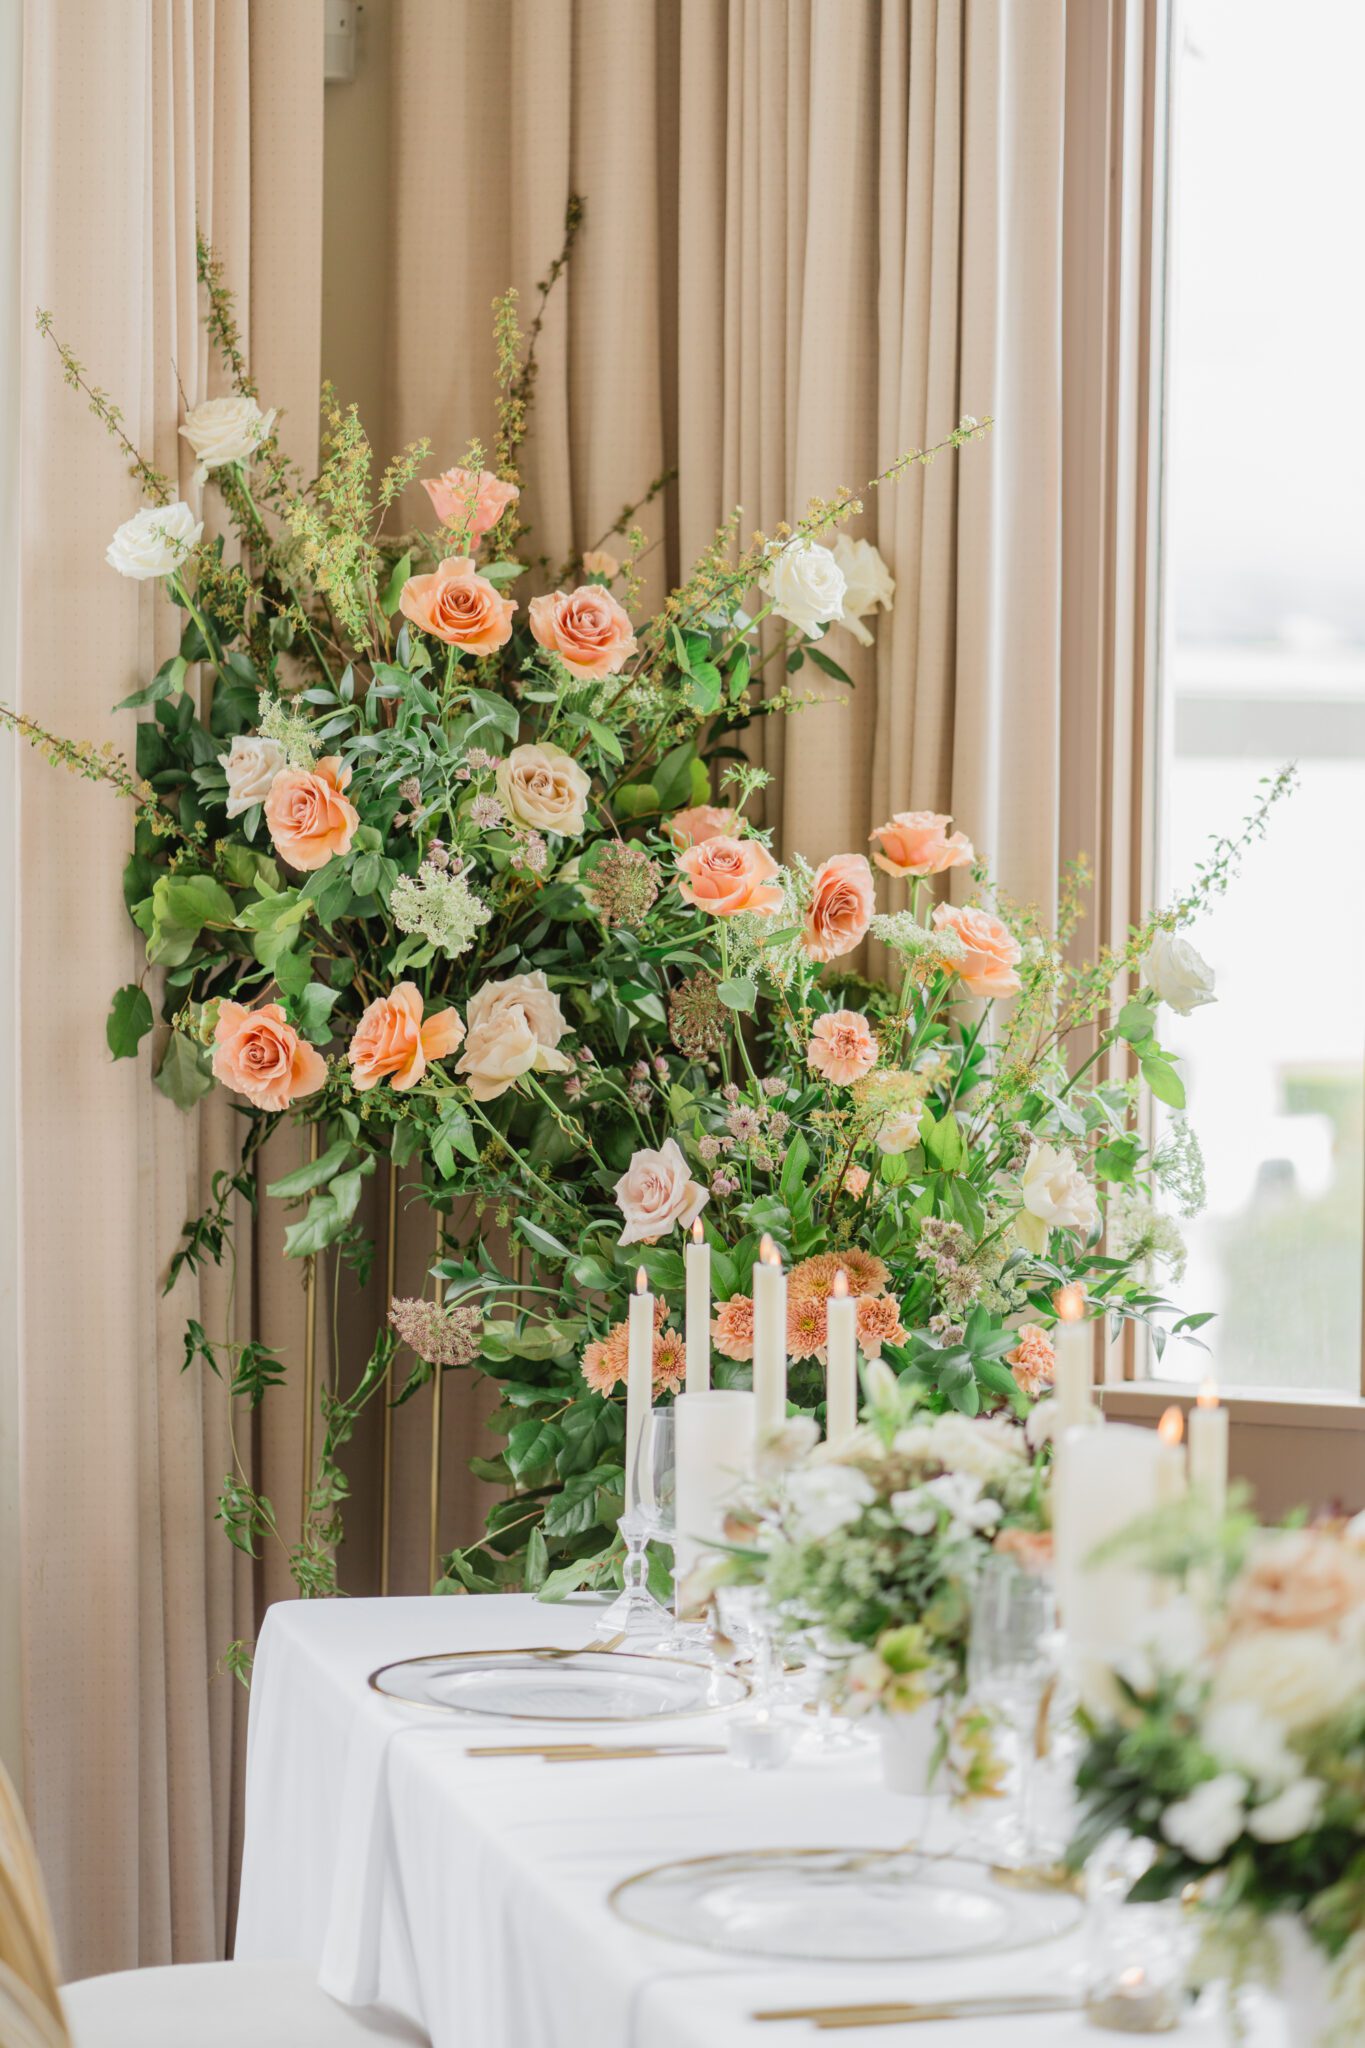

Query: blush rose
left=265, top=756, right=360, bottom=871
left=399, top=556, right=516, bottom=655
left=528, top=584, right=637, bottom=679
left=212, top=1001, right=327, bottom=1112
left=347, top=983, right=465, bottom=1094
left=676, top=835, right=784, bottom=917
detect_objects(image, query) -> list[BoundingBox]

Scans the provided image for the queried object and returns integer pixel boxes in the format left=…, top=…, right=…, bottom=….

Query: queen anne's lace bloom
left=391, top=862, right=492, bottom=959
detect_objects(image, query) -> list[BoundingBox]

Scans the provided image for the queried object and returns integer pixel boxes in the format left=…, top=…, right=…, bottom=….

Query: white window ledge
left=1101, top=1384, right=1365, bottom=1430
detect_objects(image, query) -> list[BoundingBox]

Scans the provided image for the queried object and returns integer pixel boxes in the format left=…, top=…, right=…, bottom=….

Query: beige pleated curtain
left=12, top=0, right=1157, bottom=1982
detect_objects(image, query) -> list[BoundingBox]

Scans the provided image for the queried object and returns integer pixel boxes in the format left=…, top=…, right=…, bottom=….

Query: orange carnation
left=1006, top=1324, right=1056, bottom=1397
left=712, top=1295, right=756, bottom=1362
left=856, top=1294, right=907, bottom=1357
left=264, top=756, right=359, bottom=872
left=347, top=983, right=465, bottom=1093
left=399, top=555, right=515, bottom=655
left=212, top=1001, right=327, bottom=1113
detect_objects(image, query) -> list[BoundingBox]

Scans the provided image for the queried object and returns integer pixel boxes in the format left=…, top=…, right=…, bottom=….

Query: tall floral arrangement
left=9, top=205, right=1287, bottom=1613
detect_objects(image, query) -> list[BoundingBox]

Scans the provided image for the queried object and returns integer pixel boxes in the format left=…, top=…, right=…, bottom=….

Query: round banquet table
left=234, top=1593, right=1282, bottom=2048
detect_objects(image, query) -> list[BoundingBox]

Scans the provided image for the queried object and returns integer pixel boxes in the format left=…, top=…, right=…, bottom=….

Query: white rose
left=105, top=500, right=203, bottom=580
left=219, top=735, right=287, bottom=819
left=179, top=394, right=275, bottom=476
left=613, top=1138, right=709, bottom=1247
left=831, top=535, right=895, bottom=647
left=453, top=970, right=572, bottom=1102
left=786, top=1464, right=875, bottom=1541
left=1201, top=1699, right=1302, bottom=1794
left=759, top=538, right=847, bottom=636
left=496, top=742, right=592, bottom=837
left=1211, top=1628, right=1364, bottom=1734
left=1246, top=1777, right=1325, bottom=1843
left=1015, top=1142, right=1100, bottom=1255
left=1160, top=1773, right=1247, bottom=1866
left=876, top=1108, right=921, bottom=1156
left=1143, top=929, right=1216, bottom=1015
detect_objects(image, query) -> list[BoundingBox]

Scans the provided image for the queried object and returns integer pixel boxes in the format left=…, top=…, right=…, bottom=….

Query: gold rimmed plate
left=608, top=1846, right=1084, bottom=1963
left=367, top=1645, right=751, bottom=1723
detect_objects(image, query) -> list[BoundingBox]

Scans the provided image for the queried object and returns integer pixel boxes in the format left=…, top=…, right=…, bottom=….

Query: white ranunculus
left=759, top=538, right=847, bottom=636
left=219, top=735, right=287, bottom=819
left=1246, top=1777, right=1325, bottom=1843
left=1144, top=929, right=1216, bottom=1015
left=1015, top=1142, right=1101, bottom=1255
left=1211, top=1628, right=1364, bottom=1734
left=179, top=394, right=275, bottom=477
left=1201, top=1699, right=1303, bottom=1795
left=830, top=535, right=895, bottom=647
left=106, top=501, right=203, bottom=580
left=785, top=1464, right=875, bottom=1541
left=1160, top=1773, right=1247, bottom=1866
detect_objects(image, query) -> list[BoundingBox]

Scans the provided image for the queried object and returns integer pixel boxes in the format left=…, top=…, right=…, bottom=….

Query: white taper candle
left=825, top=1267, right=858, bottom=1447
left=685, top=1216, right=711, bottom=1395
left=751, top=1235, right=787, bottom=1438
left=1188, top=1381, right=1229, bottom=1519
left=623, top=1268, right=653, bottom=1515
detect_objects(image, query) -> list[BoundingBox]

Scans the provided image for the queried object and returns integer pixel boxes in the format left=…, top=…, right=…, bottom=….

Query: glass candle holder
left=727, top=1708, right=797, bottom=1772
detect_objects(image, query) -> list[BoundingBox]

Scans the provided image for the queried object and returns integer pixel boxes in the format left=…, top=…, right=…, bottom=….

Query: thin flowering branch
left=35, top=309, right=175, bottom=504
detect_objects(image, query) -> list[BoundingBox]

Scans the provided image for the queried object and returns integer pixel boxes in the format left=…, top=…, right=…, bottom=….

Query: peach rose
left=454, top=969, right=573, bottom=1102
left=528, top=585, right=637, bottom=679
left=212, top=1001, right=327, bottom=1112
left=932, top=902, right=1022, bottom=999
left=1229, top=1530, right=1365, bottom=1635
left=265, top=756, right=360, bottom=872
left=676, top=834, right=784, bottom=917
left=581, top=549, right=619, bottom=580
left=496, top=742, right=592, bottom=836
left=422, top=467, right=519, bottom=541
left=803, top=852, right=875, bottom=963
left=869, top=810, right=974, bottom=879
left=808, top=1009, right=878, bottom=1086
left=1006, top=1324, right=1056, bottom=1397
left=994, top=1528, right=1055, bottom=1574
left=399, top=555, right=516, bottom=655
left=666, top=804, right=741, bottom=850
left=347, top=983, right=465, bottom=1094
left=614, top=1137, right=709, bottom=1246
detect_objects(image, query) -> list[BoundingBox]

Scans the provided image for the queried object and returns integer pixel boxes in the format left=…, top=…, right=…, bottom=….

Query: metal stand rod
left=299, top=1122, right=321, bottom=1535
left=427, top=1215, right=445, bottom=1588
left=380, top=1158, right=398, bottom=1595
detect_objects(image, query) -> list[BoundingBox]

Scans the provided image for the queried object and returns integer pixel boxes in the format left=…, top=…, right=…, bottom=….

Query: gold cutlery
left=464, top=1741, right=725, bottom=1760
left=753, top=1992, right=1081, bottom=2027
left=527, top=1631, right=627, bottom=1661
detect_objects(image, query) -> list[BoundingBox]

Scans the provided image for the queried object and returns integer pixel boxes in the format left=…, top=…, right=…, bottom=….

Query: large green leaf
left=153, top=1032, right=214, bottom=1110
left=267, top=1139, right=354, bottom=1200
left=106, top=984, right=153, bottom=1060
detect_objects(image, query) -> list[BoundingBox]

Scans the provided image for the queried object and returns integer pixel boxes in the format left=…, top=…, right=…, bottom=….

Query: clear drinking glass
left=966, top=1555, right=1060, bottom=1861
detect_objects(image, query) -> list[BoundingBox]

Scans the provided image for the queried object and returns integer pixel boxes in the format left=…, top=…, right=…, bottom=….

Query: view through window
left=1155, top=0, right=1365, bottom=1392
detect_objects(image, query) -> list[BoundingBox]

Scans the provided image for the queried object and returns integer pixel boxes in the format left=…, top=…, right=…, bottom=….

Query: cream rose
left=219, top=735, right=286, bottom=819
left=1211, top=1627, right=1365, bottom=1734
left=1015, top=1142, right=1100, bottom=1254
left=759, top=538, right=846, bottom=636
left=179, top=394, right=275, bottom=476
left=454, top=970, right=572, bottom=1102
left=831, top=535, right=895, bottom=647
left=613, top=1138, right=709, bottom=1247
left=106, top=500, right=203, bottom=580
left=1144, top=929, right=1216, bottom=1015
left=495, top=742, right=592, bottom=837
left=876, top=1108, right=921, bottom=1156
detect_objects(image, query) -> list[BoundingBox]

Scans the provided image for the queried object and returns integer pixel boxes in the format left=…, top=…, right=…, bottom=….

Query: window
left=1154, top=0, right=1365, bottom=1393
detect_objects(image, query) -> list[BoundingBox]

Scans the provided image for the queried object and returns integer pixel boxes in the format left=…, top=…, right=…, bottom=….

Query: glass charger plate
left=608, top=1847, right=1084, bottom=1962
left=367, top=1646, right=751, bottom=1722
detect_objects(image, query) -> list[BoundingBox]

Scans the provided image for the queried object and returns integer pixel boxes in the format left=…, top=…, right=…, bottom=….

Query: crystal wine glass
left=594, top=1407, right=675, bottom=1644
left=966, top=1553, right=1060, bottom=1862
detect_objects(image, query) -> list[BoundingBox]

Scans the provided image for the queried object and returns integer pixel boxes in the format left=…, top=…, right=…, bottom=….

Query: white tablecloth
left=235, top=1594, right=1279, bottom=2048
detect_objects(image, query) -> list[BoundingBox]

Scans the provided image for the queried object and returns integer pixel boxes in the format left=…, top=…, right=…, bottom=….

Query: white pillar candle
left=825, top=1267, right=858, bottom=1447
left=1053, top=1283, right=1095, bottom=1430
left=1188, top=1381, right=1229, bottom=1519
left=685, top=1216, right=711, bottom=1395
left=673, top=1388, right=757, bottom=1579
left=623, top=1268, right=654, bottom=1516
left=751, top=1235, right=787, bottom=1439
left=1054, top=1422, right=1174, bottom=1663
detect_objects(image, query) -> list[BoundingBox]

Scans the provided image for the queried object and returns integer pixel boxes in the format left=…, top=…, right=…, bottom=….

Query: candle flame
left=758, top=1233, right=781, bottom=1267
left=832, top=1268, right=850, bottom=1299
left=1118, top=1967, right=1147, bottom=1991
left=1158, top=1404, right=1185, bottom=1447
left=1197, top=1378, right=1220, bottom=1411
left=691, top=1216, right=704, bottom=1243
left=1054, top=1282, right=1086, bottom=1324
left=635, top=1267, right=648, bottom=1295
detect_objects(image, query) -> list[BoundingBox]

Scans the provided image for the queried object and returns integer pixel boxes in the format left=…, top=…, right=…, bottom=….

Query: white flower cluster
left=1107, top=1189, right=1188, bottom=1285
left=256, top=691, right=321, bottom=768
left=390, top=862, right=492, bottom=960
left=868, top=910, right=965, bottom=969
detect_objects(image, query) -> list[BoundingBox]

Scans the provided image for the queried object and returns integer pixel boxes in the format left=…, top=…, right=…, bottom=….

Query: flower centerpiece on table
left=692, top=1364, right=1052, bottom=1796
left=8, top=206, right=1288, bottom=1618
left=1068, top=1514, right=1365, bottom=2046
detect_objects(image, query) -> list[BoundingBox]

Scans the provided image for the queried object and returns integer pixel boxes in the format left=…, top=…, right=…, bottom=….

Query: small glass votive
left=1085, top=1964, right=1182, bottom=2033
left=727, top=1708, right=796, bottom=1772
